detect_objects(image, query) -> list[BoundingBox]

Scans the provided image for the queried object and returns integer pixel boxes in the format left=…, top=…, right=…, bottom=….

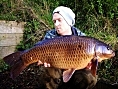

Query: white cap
left=53, top=6, right=75, bottom=26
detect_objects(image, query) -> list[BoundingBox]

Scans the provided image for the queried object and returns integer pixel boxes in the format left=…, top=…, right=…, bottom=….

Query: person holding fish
left=3, top=6, right=115, bottom=89
left=35, top=6, right=86, bottom=68
left=34, top=6, right=108, bottom=89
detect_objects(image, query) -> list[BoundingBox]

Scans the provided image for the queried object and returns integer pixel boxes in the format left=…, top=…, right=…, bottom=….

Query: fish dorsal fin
left=63, top=68, right=76, bottom=82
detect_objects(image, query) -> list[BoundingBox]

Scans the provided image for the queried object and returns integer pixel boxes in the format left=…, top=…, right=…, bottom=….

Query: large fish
left=3, top=35, right=115, bottom=82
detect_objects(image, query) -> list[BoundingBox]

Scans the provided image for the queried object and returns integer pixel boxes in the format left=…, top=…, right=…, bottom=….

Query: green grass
left=0, top=59, right=9, bottom=72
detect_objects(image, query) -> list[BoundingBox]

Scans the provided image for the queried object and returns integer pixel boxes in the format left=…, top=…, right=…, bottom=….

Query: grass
left=0, top=59, right=9, bottom=72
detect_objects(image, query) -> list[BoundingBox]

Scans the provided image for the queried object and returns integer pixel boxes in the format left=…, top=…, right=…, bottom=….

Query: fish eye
left=107, top=47, right=110, bottom=50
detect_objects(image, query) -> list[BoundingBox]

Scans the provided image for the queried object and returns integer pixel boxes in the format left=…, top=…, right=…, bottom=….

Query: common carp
left=3, top=35, right=115, bottom=82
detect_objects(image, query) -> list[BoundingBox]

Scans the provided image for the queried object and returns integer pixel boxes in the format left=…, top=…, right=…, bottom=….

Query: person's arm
left=43, top=29, right=57, bottom=40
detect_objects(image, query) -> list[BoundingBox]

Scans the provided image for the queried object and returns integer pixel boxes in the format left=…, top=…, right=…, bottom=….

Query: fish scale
left=21, top=36, right=95, bottom=69
left=3, top=35, right=115, bottom=82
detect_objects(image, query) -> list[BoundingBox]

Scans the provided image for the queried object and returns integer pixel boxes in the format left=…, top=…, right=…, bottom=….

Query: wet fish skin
left=22, top=36, right=93, bottom=69
left=21, top=36, right=93, bottom=69
left=3, top=35, right=115, bottom=82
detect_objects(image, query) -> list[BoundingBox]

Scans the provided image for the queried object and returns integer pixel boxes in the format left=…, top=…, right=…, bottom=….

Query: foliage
left=0, top=0, right=118, bottom=83
left=0, top=0, right=117, bottom=48
left=16, top=19, right=42, bottom=50
left=98, top=56, right=118, bottom=83
left=0, top=59, right=9, bottom=72
left=74, top=0, right=118, bottom=47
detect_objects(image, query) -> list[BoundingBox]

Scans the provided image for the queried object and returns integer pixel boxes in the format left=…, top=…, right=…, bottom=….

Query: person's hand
left=37, top=60, right=51, bottom=67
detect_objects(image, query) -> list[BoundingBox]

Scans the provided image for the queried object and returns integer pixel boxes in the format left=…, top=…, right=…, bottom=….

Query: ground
left=0, top=63, right=118, bottom=89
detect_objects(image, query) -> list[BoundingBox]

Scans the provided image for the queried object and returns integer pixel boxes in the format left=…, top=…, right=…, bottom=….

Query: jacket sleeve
left=43, top=29, right=56, bottom=40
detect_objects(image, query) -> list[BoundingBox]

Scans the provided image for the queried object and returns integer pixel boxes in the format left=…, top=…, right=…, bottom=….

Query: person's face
left=52, top=13, right=70, bottom=35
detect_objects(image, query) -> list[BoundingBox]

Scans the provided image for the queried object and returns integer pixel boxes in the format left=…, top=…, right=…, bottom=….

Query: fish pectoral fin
left=63, top=68, right=76, bottom=82
left=91, top=59, right=98, bottom=77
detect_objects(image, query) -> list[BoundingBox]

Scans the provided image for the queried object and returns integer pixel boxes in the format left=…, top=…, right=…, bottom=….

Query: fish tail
left=3, top=51, right=22, bottom=66
left=3, top=51, right=26, bottom=79
left=10, top=59, right=26, bottom=79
